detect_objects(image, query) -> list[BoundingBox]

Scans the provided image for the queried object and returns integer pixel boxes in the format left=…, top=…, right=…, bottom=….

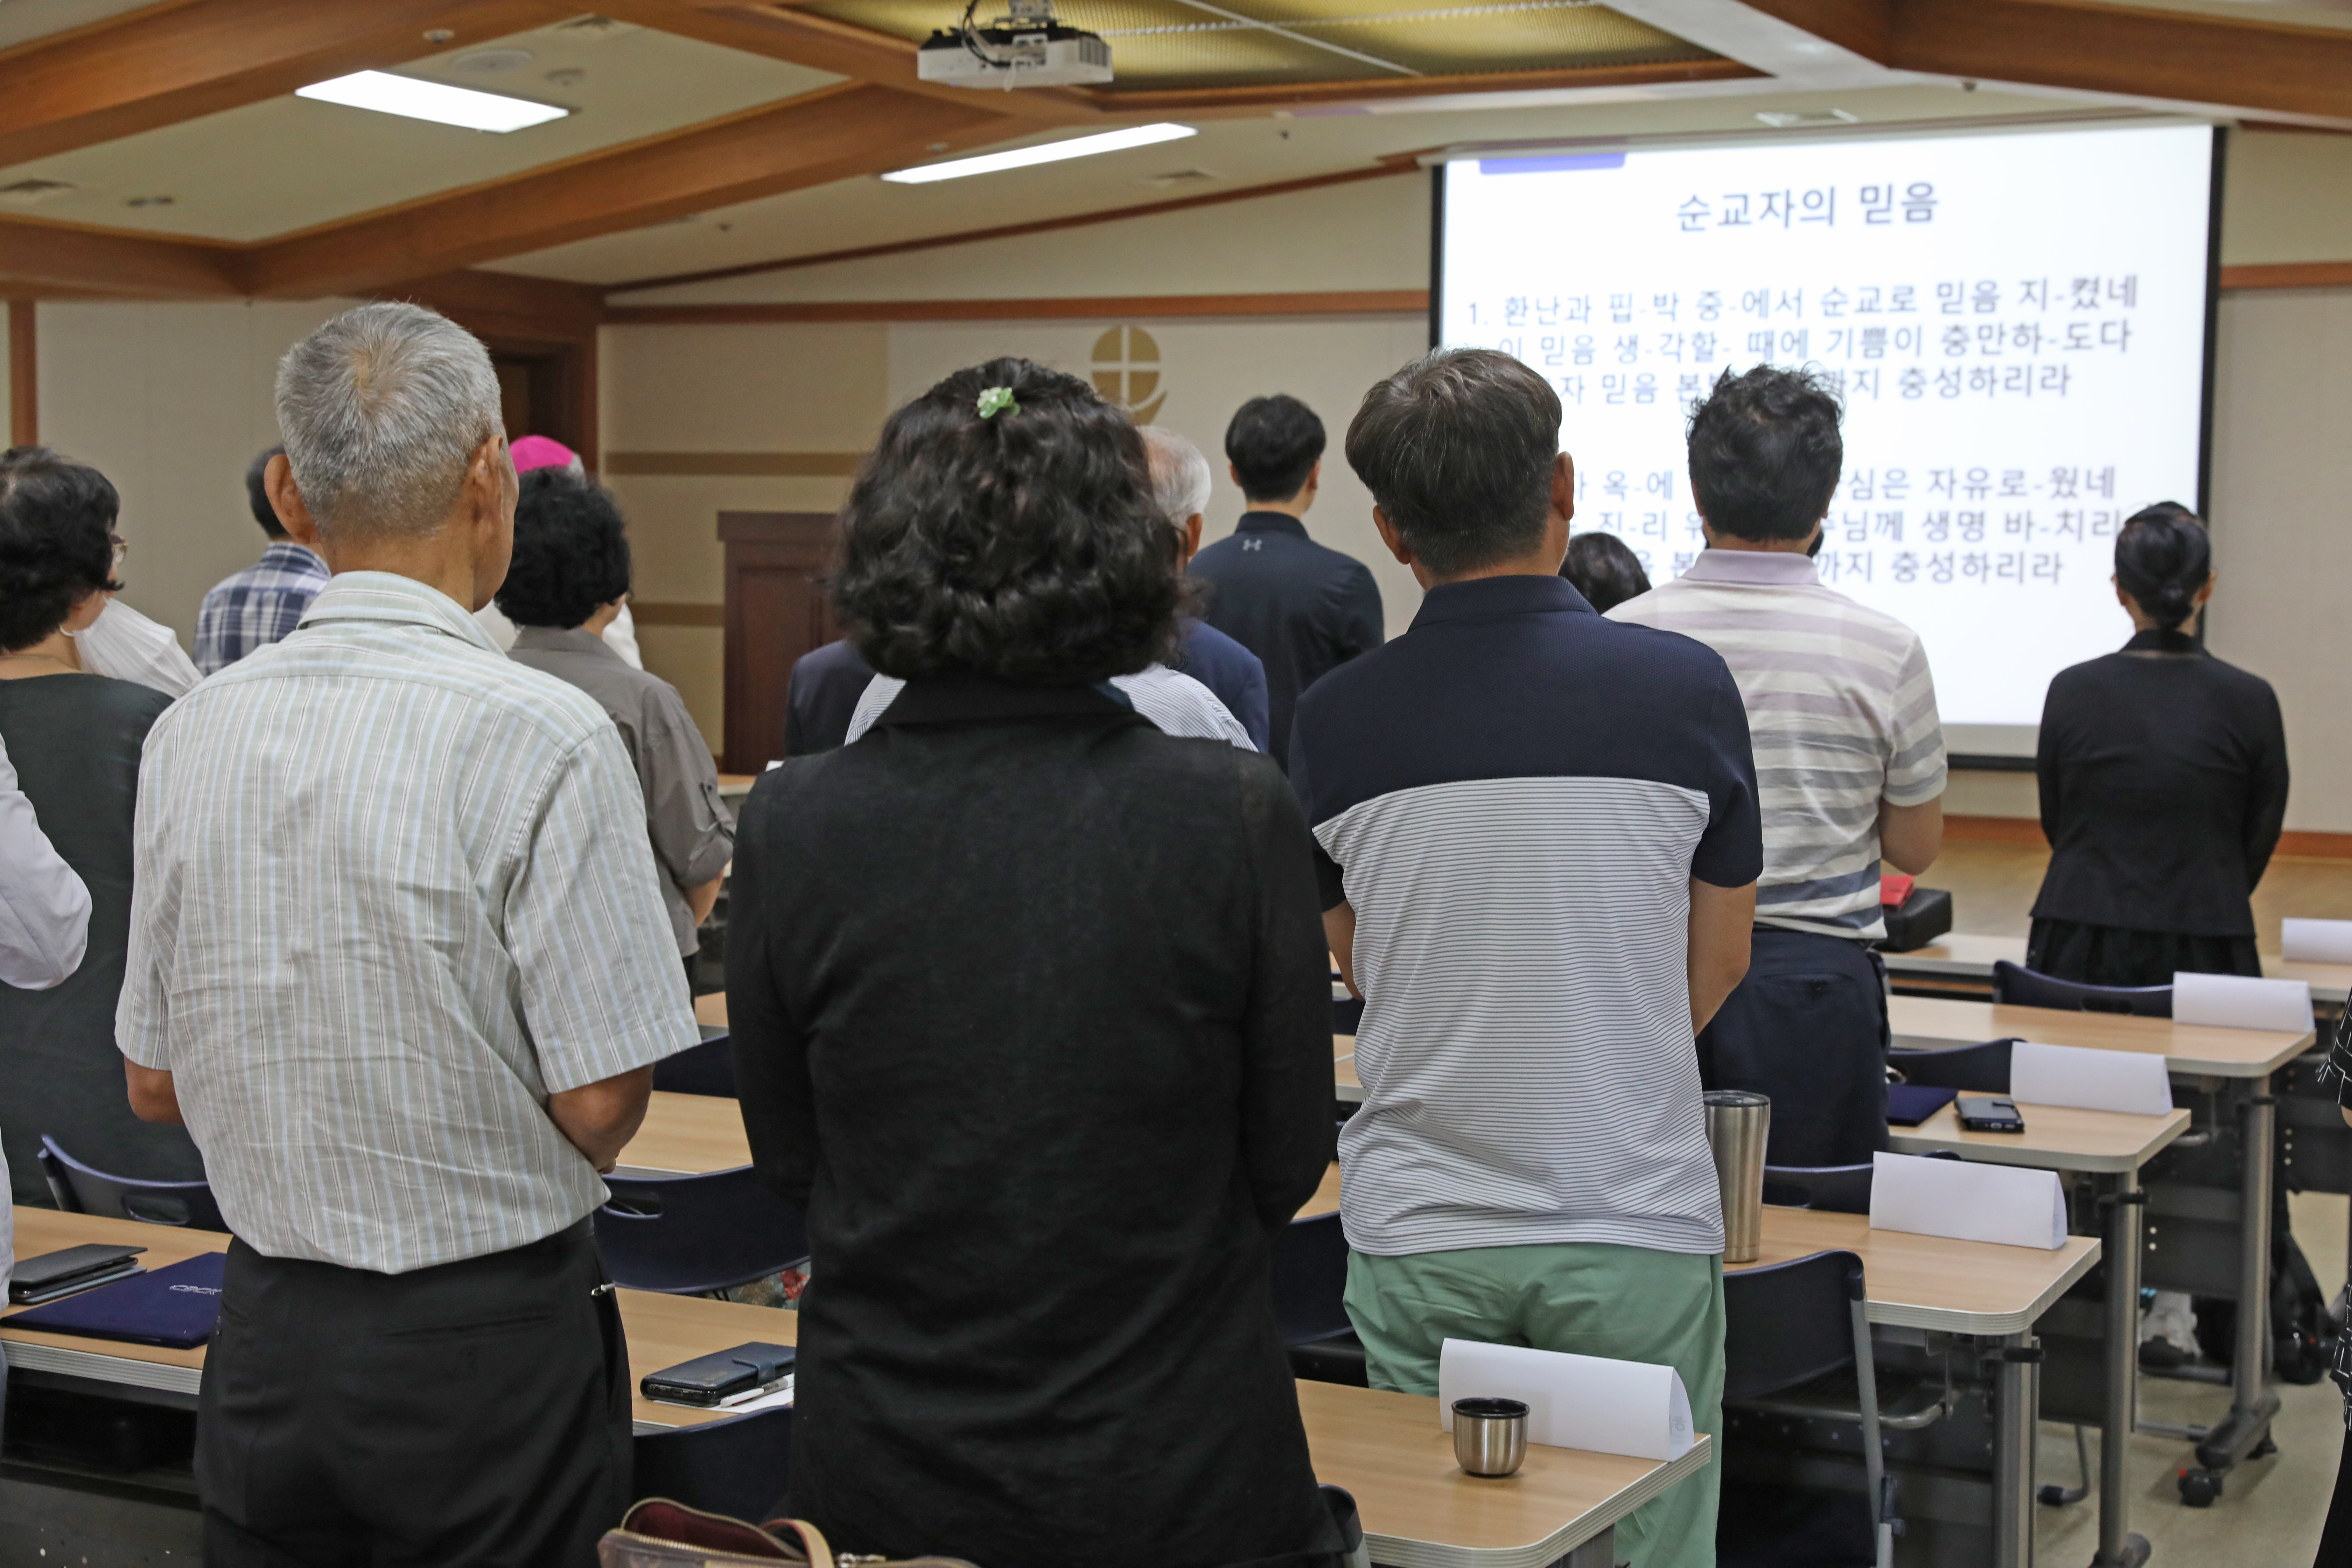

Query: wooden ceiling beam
left=0, top=214, right=242, bottom=299
left=592, top=0, right=1101, bottom=118
left=1100, top=55, right=1757, bottom=114
left=1736, top=0, right=2352, bottom=123
left=236, top=83, right=1013, bottom=298
left=1891, top=0, right=2352, bottom=124
left=0, top=0, right=569, bottom=170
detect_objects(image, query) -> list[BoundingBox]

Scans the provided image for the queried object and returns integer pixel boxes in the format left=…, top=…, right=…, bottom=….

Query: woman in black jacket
left=2027, top=503, right=2287, bottom=987
left=0, top=447, right=196, bottom=1204
left=728, top=360, right=1343, bottom=1568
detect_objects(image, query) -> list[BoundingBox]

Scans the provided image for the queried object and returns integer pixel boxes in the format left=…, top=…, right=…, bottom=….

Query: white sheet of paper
left=1868, top=1152, right=2065, bottom=1250
left=1437, top=1339, right=1693, bottom=1462
left=2171, top=971, right=2313, bottom=1034
left=2008, top=1041, right=2173, bottom=1115
left=2282, top=919, right=2352, bottom=965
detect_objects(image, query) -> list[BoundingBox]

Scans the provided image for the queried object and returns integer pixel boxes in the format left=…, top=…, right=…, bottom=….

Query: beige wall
left=36, top=298, right=356, bottom=638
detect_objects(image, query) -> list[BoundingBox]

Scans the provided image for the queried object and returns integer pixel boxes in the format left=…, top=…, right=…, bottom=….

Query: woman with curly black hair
left=728, top=359, right=1344, bottom=1568
left=0, top=446, right=200, bottom=1204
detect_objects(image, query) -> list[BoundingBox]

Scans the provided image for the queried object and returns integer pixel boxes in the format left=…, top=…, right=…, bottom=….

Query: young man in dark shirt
left=1188, top=394, right=1383, bottom=767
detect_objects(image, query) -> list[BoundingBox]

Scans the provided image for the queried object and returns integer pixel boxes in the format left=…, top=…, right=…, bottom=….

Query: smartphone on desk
left=640, top=1343, right=796, bottom=1408
left=1956, top=1096, right=2026, bottom=1134
left=9, top=1244, right=146, bottom=1305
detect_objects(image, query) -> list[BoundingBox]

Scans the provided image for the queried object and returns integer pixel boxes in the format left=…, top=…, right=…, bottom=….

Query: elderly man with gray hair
left=1141, top=425, right=1272, bottom=753
left=118, top=301, right=695, bottom=1566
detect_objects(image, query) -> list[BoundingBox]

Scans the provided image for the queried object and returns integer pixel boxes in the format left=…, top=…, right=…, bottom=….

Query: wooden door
left=720, top=511, right=840, bottom=773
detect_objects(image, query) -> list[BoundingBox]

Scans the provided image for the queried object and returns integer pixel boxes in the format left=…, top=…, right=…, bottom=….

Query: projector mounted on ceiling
left=919, top=0, right=1112, bottom=89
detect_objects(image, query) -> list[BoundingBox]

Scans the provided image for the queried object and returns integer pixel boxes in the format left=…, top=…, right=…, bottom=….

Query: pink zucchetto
left=510, top=435, right=582, bottom=475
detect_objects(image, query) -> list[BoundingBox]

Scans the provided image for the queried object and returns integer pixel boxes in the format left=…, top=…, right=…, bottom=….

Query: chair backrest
left=1272, top=1212, right=1352, bottom=1347
left=1889, top=1038, right=2015, bottom=1093
left=38, top=1136, right=227, bottom=1232
left=1723, top=1248, right=1865, bottom=1402
left=1992, top=960, right=2172, bottom=1018
left=1761, top=1164, right=1874, bottom=1215
left=632, top=1405, right=791, bottom=1524
left=595, top=1166, right=811, bottom=1296
left=652, top=1028, right=736, bottom=1098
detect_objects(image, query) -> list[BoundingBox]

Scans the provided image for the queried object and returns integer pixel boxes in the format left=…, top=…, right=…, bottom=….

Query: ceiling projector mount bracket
left=918, top=0, right=1114, bottom=88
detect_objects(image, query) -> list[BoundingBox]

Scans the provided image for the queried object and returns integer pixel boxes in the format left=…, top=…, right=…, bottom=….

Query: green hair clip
left=976, top=386, right=1019, bottom=419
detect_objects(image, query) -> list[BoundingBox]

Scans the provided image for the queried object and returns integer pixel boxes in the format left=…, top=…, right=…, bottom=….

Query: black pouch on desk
left=7, top=1252, right=224, bottom=1348
left=1884, top=1084, right=1958, bottom=1127
left=641, top=1343, right=796, bottom=1407
left=8, top=1244, right=146, bottom=1304
left=1879, top=888, right=1954, bottom=952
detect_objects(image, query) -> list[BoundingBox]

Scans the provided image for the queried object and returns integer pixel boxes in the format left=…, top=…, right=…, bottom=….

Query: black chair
left=38, top=1136, right=227, bottom=1231
left=595, top=1167, right=811, bottom=1296
left=653, top=1027, right=736, bottom=1098
left=632, top=1404, right=791, bottom=1522
left=1723, top=1249, right=1892, bottom=1568
left=1761, top=1164, right=1874, bottom=1214
left=1991, top=960, right=2172, bottom=1018
left=1275, top=1212, right=1367, bottom=1386
left=1333, top=996, right=1365, bottom=1035
left=1889, top=1037, right=2015, bottom=1093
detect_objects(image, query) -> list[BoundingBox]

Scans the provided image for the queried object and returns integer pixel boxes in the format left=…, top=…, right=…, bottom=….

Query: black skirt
left=2025, top=918, right=2261, bottom=990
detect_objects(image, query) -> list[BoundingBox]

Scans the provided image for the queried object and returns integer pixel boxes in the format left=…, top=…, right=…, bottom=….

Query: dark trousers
left=2321, top=1424, right=2352, bottom=1567
left=1698, top=929, right=1891, bottom=1169
left=198, top=1219, right=632, bottom=1568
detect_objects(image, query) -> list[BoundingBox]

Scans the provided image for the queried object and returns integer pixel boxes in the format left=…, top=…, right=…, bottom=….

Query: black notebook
left=1885, top=1084, right=1959, bottom=1128
left=8, top=1252, right=226, bottom=1349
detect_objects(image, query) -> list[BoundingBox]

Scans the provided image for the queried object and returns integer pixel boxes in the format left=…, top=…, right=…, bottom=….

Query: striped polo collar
left=295, top=570, right=503, bottom=653
left=1681, top=548, right=1819, bottom=586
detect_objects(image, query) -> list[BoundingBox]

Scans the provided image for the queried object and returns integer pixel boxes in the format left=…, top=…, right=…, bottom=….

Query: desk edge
left=1362, top=1437, right=1713, bottom=1568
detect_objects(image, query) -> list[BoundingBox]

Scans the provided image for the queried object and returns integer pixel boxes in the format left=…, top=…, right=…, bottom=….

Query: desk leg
left=2192, top=1083, right=2280, bottom=1486
left=1995, top=1331, right=2040, bottom=1568
left=1558, top=1525, right=1613, bottom=1568
left=2095, top=1174, right=2150, bottom=1568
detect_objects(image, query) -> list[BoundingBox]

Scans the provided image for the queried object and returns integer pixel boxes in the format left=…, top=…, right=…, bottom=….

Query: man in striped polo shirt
left=1611, top=364, right=1946, bottom=1169
left=1295, top=348, right=1761, bottom=1568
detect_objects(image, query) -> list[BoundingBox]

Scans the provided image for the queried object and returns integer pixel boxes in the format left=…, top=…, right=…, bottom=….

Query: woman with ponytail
left=2026, top=502, right=2289, bottom=986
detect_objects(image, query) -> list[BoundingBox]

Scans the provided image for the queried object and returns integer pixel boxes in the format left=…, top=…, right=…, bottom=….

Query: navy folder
left=1885, top=1084, right=1960, bottom=1128
left=8, top=1252, right=226, bottom=1349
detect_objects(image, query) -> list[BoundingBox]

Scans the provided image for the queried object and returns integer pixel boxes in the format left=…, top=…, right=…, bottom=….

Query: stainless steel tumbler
left=1704, top=1089, right=1771, bottom=1265
left=1452, top=1397, right=1529, bottom=1478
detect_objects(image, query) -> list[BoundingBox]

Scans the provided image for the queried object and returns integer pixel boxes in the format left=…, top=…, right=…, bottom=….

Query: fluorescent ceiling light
left=296, top=70, right=569, bottom=133
left=882, top=123, right=1196, bottom=184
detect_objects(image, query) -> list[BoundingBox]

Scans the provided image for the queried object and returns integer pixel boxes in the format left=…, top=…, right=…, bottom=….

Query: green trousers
left=1345, top=1243, right=1725, bottom=1568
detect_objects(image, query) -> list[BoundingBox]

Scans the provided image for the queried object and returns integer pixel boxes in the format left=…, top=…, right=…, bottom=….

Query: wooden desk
left=1890, top=1101, right=2189, bottom=1175
left=2262, top=955, right=2352, bottom=1006
left=1880, top=932, right=2025, bottom=981
left=1882, top=933, right=2352, bottom=1005
left=1336, top=1038, right=1361, bottom=1105
left=1888, top=994, right=2311, bottom=1076
left=1734, top=1204, right=2097, bottom=1336
left=1298, top=1382, right=1709, bottom=1568
left=693, top=992, right=729, bottom=1030
left=717, top=774, right=757, bottom=801
left=617, top=1091, right=754, bottom=1176
left=3, top=1208, right=802, bottom=1439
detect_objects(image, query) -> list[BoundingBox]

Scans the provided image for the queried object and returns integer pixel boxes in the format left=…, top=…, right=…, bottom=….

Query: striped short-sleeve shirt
left=118, top=573, right=698, bottom=1274
left=1609, top=550, right=1946, bottom=941
left=1291, top=575, right=1762, bottom=1259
